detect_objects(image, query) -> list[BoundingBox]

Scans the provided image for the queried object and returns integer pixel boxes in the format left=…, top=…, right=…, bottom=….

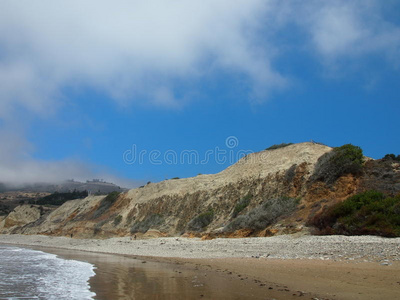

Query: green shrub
left=131, top=214, right=164, bottom=233
left=232, top=194, right=252, bottom=218
left=265, top=143, right=293, bottom=151
left=114, top=215, right=122, bottom=226
left=311, top=144, right=364, bottom=185
left=30, top=190, right=88, bottom=206
left=311, top=140, right=327, bottom=146
left=284, top=164, right=297, bottom=182
left=187, top=210, right=214, bottom=231
left=309, top=191, right=400, bottom=237
left=104, top=191, right=120, bottom=203
left=0, top=202, right=10, bottom=216
left=91, top=191, right=121, bottom=219
left=224, top=197, right=299, bottom=232
left=383, top=154, right=400, bottom=161
left=93, top=219, right=108, bottom=235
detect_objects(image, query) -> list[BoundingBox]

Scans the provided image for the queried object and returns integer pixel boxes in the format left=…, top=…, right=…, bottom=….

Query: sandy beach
left=1, top=234, right=400, bottom=299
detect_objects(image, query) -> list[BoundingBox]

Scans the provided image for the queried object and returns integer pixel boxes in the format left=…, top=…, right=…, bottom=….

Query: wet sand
left=170, top=257, right=400, bottom=300
left=2, top=234, right=400, bottom=299
left=21, top=246, right=310, bottom=300
left=9, top=245, right=399, bottom=300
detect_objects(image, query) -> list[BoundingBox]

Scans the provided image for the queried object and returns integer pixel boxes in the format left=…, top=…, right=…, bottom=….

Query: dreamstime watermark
left=122, top=136, right=255, bottom=165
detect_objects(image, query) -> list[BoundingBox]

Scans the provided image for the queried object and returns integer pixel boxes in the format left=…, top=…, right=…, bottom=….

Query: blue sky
left=0, top=1, right=399, bottom=187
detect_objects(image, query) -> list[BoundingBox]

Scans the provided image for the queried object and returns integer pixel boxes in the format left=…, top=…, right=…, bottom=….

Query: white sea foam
left=0, top=246, right=96, bottom=300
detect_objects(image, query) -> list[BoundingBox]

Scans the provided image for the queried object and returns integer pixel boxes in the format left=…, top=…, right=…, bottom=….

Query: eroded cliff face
left=1, top=143, right=399, bottom=238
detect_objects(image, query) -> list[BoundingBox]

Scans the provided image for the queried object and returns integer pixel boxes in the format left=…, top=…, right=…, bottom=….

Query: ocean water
left=0, top=245, right=96, bottom=300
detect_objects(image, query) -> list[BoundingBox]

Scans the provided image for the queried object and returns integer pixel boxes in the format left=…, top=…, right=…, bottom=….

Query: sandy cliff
left=1, top=142, right=399, bottom=238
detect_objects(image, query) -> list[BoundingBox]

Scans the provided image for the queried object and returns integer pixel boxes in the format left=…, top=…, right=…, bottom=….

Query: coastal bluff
left=1, top=142, right=399, bottom=238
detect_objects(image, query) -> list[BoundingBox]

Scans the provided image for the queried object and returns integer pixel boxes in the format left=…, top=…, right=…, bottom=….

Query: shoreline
left=3, top=243, right=312, bottom=300
left=1, top=234, right=400, bottom=299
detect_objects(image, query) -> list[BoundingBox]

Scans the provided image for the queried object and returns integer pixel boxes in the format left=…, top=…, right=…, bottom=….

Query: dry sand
left=1, top=234, right=400, bottom=299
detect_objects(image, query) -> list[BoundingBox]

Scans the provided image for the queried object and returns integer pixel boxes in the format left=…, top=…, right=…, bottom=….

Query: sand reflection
left=40, top=249, right=267, bottom=299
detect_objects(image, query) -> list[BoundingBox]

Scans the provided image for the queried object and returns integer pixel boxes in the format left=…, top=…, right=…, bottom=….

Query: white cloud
left=311, top=5, right=367, bottom=56
left=0, top=0, right=399, bottom=186
left=0, top=1, right=279, bottom=185
left=0, top=128, right=86, bottom=184
left=299, top=1, right=400, bottom=64
left=0, top=130, right=63, bottom=180
left=0, top=0, right=280, bottom=111
left=0, top=129, right=139, bottom=187
left=1, top=0, right=398, bottom=111
left=0, top=62, right=57, bottom=119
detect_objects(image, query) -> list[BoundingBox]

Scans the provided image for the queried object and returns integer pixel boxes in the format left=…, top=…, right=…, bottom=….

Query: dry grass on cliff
left=125, top=142, right=332, bottom=204
left=224, top=197, right=300, bottom=233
